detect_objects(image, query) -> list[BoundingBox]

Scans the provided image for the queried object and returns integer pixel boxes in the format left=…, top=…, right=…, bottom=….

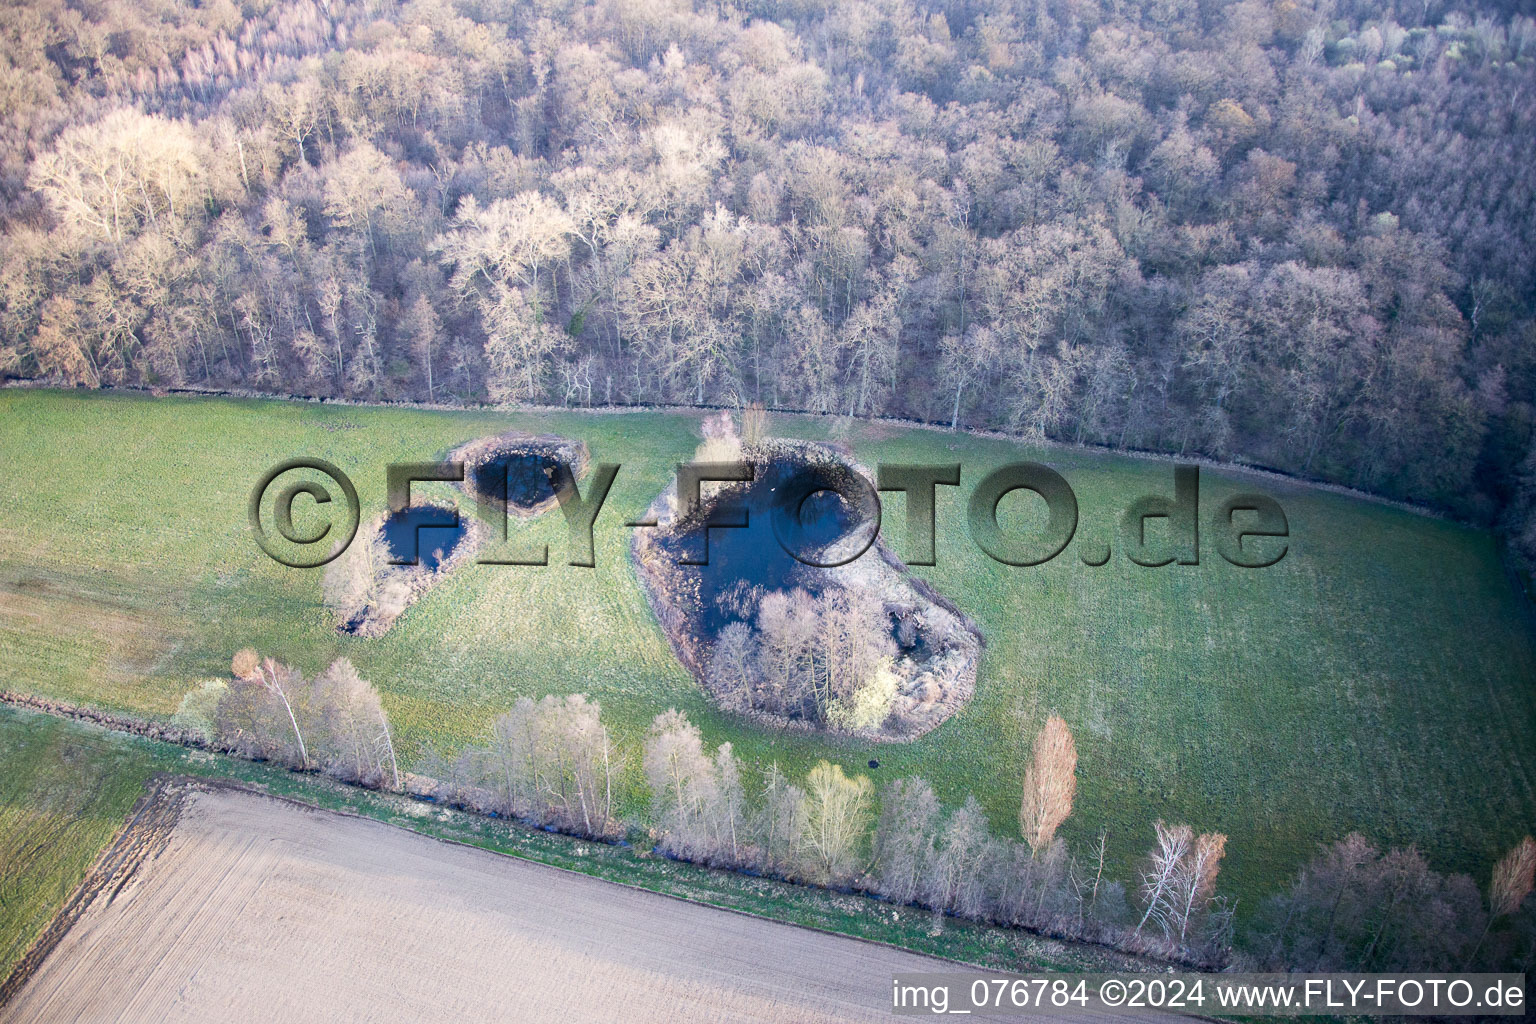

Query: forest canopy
left=2, top=0, right=1535, bottom=558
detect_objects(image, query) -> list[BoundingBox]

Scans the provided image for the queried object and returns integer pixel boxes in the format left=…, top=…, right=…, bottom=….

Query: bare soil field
left=2, top=782, right=1167, bottom=1023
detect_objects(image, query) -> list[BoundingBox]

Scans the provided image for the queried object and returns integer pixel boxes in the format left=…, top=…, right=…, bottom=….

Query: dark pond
left=381, top=505, right=467, bottom=571
left=657, top=458, right=876, bottom=636
left=471, top=451, right=563, bottom=511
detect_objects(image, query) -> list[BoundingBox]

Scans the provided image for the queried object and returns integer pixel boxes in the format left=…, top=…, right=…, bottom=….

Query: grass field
left=1, top=388, right=1534, bottom=925
left=0, top=708, right=178, bottom=981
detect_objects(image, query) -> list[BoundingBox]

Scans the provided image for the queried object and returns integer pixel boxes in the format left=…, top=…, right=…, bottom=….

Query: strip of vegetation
left=0, top=703, right=1156, bottom=991
left=168, top=646, right=1232, bottom=965
left=37, top=638, right=1533, bottom=975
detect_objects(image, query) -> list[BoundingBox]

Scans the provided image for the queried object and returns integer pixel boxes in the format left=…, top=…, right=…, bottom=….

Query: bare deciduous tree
left=1256, top=833, right=1487, bottom=972
left=466, top=695, right=618, bottom=836
left=216, top=651, right=310, bottom=768
left=750, top=762, right=806, bottom=878
left=254, top=654, right=310, bottom=768
left=873, top=777, right=941, bottom=905
left=644, top=708, right=717, bottom=855
left=644, top=709, right=748, bottom=866
left=799, top=760, right=873, bottom=884
left=313, top=657, right=401, bottom=790
left=1170, top=830, right=1227, bottom=943
left=750, top=586, right=895, bottom=727
left=30, top=109, right=207, bottom=245
left=926, top=796, right=996, bottom=919
left=1020, top=715, right=1077, bottom=857
left=1467, top=835, right=1536, bottom=966
left=707, top=621, right=757, bottom=711
left=1136, top=820, right=1193, bottom=940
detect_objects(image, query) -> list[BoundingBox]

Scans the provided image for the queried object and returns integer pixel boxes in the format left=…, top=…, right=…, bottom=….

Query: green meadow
left=0, top=707, right=173, bottom=980
left=1, top=388, right=1533, bottom=921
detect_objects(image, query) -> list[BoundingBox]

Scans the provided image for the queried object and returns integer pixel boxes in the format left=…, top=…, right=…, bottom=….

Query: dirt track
left=3, top=785, right=1172, bottom=1023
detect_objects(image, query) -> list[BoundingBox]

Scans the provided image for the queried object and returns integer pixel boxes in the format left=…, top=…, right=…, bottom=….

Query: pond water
left=381, top=506, right=467, bottom=571
left=471, top=451, right=563, bottom=511
left=657, top=459, right=875, bottom=636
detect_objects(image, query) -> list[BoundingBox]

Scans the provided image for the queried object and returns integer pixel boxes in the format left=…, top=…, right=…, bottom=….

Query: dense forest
left=2, top=0, right=1535, bottom=561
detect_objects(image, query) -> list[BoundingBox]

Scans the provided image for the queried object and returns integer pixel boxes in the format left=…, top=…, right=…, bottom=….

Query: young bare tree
left=706, top=741, right=746, bottom=865
left=938, top=325, right=1000, bottom=431
left=545, top=694, right=618, bottom=835
left=873, top=777, right=941, bottom=905
left=29, top=297, right=96, bottom=385
left=535, top=695, right=611, bottom=834
left=641, top=709, right=748, bottom=866
left=707, top=621, right=758, bottom=711
left=1070, top=830, right=1112, bottom=930
left=644, top=708, right=718, bottom=858
left=401, top=295, right=443, bottom=401
left=475, top=694, right=618, bottom=836
left=750, top=762, right=806, bottom=878
left=926, top=797, right=996, bottom=919
left=313, top=658, right=400, bottom=790
left=482, top=699, right=539, bottom=816
left=1467, top=835, right=1536, bottom=966
left=1132, top=820, right=1228, bottom=950
left=817, top=588, right=896, bottom=727
left=1170, top=831, right=1227, bottom=943
left=1136, top=820, right=1193, bottom=939
left=752, top=587, right=895, bottom=727
left=1020, top=715, right=1077, bottom=857
left=754, top=587, right=819, bottom=714
left=479, top=284, right=566, bottom=403
left=267, top=657, right=313, bottom=768
left=799, top=760, right=873, bottom=884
